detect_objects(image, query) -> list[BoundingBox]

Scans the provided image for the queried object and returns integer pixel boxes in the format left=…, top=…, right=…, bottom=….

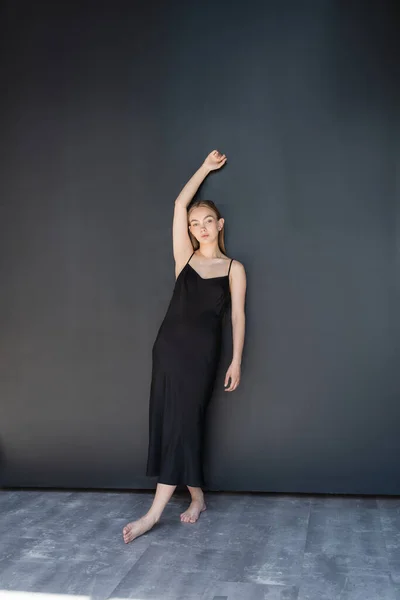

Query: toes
left=180, top=508, right=203, bottom=524
left=125, top=532, right=133, bottom=542
left=123, top=524, right=134, bottom=542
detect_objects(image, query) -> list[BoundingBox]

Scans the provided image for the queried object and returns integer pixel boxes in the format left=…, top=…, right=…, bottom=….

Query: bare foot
left=180, top=499, right=207, bottom=523
left=122, top=514, right=157, bottom=544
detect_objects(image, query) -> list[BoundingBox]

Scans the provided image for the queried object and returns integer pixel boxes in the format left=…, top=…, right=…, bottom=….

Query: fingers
left=225, top=383, right=239, bottom=391
left=211, top=150, right=227, bottom=161
left=207, top=150, right=227, bottom=170
left=224, top=365, right=240, bottom=391
left=224, top=378, right=240, bottom=392
left=215, top=156, right=227, bottom=170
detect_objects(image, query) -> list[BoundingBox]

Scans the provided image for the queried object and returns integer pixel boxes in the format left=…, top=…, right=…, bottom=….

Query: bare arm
left=173, top=150, right=227, bottom=276
left=175, top=163, right=211, bottom=210
left=173, top=164, right=210, bottom=270
left=224, top=261, right=247, bottom=391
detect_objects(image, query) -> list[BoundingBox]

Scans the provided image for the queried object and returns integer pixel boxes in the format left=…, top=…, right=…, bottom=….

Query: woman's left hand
left=224, top=361, right=241, bottom=392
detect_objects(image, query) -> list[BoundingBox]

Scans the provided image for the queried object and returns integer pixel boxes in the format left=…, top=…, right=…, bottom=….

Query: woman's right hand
left=203, top=150, right=227, bottom=171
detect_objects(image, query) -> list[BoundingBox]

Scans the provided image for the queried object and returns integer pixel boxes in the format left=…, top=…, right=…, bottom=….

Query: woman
left=123, top=149, right=247, bottom=544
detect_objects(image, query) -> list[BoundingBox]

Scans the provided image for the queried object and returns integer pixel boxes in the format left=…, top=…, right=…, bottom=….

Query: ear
left=218, top=217, right=225, bottom=230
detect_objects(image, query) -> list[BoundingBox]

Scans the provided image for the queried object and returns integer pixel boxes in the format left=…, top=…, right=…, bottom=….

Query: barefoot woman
left=123, top=150, right=247, bottom=543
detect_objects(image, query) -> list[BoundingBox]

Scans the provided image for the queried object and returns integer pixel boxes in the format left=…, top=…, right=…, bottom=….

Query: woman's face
left=188, top=206, right=223, bottom=244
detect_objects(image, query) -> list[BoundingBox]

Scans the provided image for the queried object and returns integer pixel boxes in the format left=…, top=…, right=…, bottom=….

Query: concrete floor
left=0, top=489, right=400, bottom=599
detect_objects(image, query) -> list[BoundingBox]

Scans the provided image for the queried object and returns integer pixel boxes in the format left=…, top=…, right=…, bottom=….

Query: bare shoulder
left=229, top=258, right=246, bottom=274
left=228, top=258, right=246, bottom=283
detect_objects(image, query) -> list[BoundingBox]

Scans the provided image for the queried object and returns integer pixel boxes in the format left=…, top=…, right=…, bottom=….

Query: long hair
left=187, top=200, right=227, bottom=255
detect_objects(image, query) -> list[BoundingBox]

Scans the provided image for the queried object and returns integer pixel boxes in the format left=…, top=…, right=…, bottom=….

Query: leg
left=180, top=485, right=207, bottom=523
left=122, top=482, right=176, bottom=543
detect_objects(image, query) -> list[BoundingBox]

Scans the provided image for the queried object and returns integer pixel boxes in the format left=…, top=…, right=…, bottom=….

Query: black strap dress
left=146, top=251, right=234, bottom=487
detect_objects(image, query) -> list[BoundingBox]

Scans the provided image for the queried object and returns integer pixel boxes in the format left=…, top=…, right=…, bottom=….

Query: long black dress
left=146, top=251, right=233, bottom=487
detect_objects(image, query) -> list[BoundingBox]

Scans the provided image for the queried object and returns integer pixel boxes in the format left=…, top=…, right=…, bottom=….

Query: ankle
left=146, top=510, right=161, bottom=524
left=190, top=492, right=204, bottom=503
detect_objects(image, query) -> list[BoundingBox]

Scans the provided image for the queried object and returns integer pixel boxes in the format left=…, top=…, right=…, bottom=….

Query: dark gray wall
left=0, top=1, right=398, bottom=493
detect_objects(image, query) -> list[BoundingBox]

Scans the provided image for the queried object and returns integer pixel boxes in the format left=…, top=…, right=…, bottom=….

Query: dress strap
left=187, top=251, right=195, bottom=265
left=228, top=258, right=234, bottom=277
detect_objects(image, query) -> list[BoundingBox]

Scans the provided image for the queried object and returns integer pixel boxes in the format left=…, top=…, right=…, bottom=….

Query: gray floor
left=0, top=490, right=400, bottom=600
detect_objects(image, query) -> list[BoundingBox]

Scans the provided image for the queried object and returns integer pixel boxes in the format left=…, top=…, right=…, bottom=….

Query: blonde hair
left=187, top=200, right=227, bottom=254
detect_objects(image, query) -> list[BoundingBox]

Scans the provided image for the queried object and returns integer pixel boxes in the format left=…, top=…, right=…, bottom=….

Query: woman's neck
left=196, top=244, right=224, bottom=259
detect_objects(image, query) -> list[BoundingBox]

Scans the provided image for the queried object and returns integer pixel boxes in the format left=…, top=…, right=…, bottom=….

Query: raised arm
left=173, top=150, right=227, bottom=276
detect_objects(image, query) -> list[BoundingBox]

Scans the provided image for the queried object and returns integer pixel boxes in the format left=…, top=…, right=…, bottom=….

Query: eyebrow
left=189, top=214, right=215, bottom=223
